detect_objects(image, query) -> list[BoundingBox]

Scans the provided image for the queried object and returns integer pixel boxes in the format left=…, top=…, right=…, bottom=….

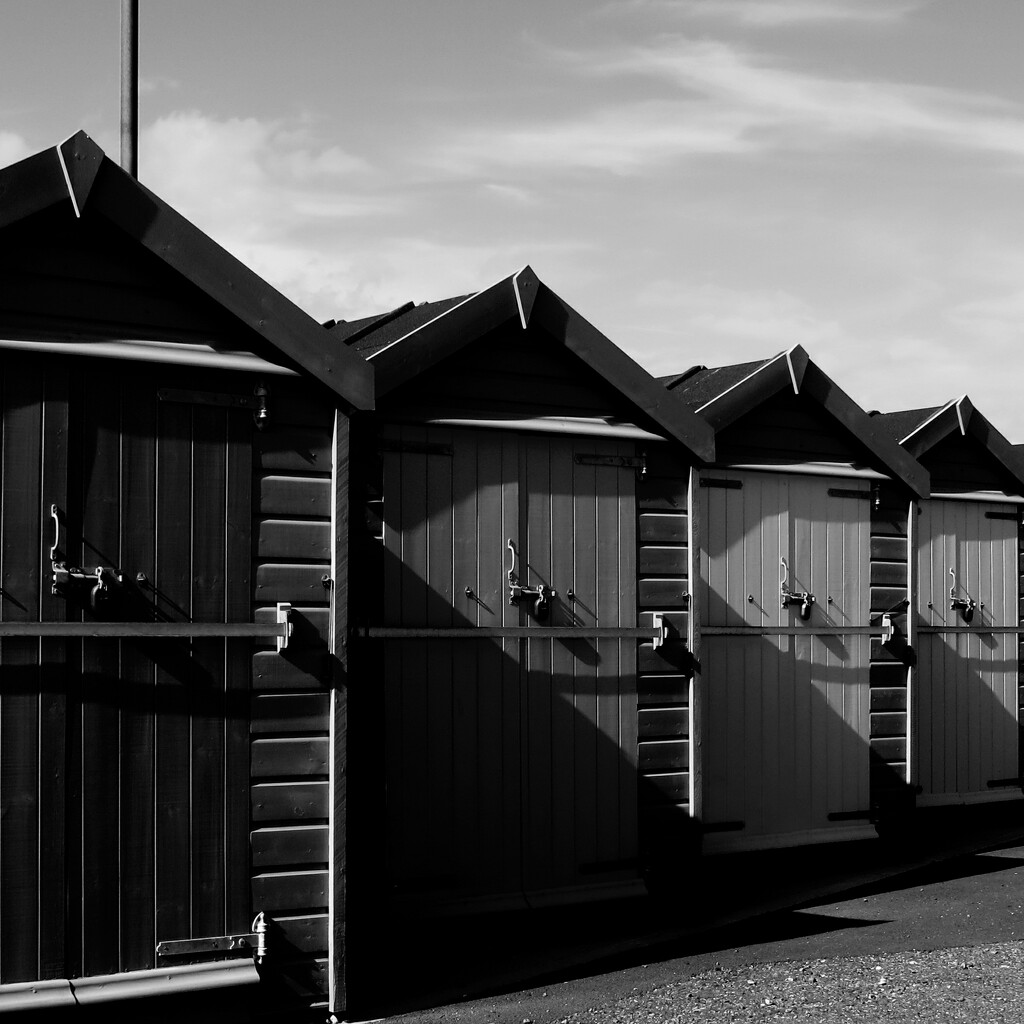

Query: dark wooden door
left=0, top=355, right=254, bottom=983
left=376, top=424, right=639, bottom=910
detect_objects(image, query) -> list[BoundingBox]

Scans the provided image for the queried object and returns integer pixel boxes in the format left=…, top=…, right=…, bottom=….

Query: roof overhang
left=899, top=396, right=1024, bottom=496
left=0, top=131, right=373, bottom=411
left=366, top=266, right=716, bottom=462
left=675, top=344, right=929, bottom=498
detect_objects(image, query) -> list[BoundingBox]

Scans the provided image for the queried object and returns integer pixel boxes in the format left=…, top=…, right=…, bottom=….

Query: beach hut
left=0, top=133, right=372, bottom=1019
left=871, top=398, right=1024, bottom=808
left=661, top=346, right=929, bottom=851
left=330, top=267, right=715, bottom=911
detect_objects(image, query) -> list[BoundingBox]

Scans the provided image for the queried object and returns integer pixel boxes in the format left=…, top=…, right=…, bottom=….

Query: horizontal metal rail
left=702, top=625, right=885, bottom=636
left=0, top=603, right=293, bottom=649
left=918, top=626, right=1023, bottom=634
left=357, top=626, right=664, bottom=640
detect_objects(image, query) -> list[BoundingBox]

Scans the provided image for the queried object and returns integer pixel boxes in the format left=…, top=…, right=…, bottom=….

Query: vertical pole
left=120, top=0, right=139, bottom=178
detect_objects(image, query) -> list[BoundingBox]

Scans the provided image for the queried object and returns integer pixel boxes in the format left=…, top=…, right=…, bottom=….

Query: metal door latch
left=780, top=557, right=815, bottom=620
left=507, top=539, right=557, bottom=621
left=948, top=568, right=975, bottom=623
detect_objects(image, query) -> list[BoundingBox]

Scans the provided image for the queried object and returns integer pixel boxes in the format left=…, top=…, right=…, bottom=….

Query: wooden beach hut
left=661, top=346, right=929, bottom=851
left=0, top=132, right=372, bottom=1019
left=330, top=267, right=715, bottom=911
left=871, top=398, right=1024, bottom=808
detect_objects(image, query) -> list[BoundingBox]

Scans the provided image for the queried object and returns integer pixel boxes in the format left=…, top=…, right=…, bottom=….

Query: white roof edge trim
left=955, top=395, right=968, bottom=436
left=898, top=397, right=960, bottom=445
left=54, top=144, right=80, bottom=219
left=785, top=346, right=800, bottom=395
left=512, top=266, right=531, bottom=330
left=366, top=288, right=482, bottom=361
left=695, top=351, right=786, bottom=414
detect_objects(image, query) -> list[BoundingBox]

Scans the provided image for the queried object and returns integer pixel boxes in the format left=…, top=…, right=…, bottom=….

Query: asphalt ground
left=352, top=802, right=1024, bottom=1023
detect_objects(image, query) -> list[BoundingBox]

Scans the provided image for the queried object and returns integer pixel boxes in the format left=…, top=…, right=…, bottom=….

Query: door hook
left=780, top=557, right=815, bottom=620
left=949, top=567, right=975, bottom=623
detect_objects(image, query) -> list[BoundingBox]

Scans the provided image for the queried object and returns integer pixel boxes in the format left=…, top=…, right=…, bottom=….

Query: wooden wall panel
left=249, top=390, right=336, bottom=1006
left=636, top=451, right=692, bottom=881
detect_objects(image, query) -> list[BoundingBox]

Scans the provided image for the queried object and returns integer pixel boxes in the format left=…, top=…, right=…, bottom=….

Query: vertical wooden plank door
left=0, top=359, right=255, bottom=985
left=378, top=427, right=640, bottom=909
left=916, top=500, right=1018, bottom=801
left=700, top=470, right=871, bottom=847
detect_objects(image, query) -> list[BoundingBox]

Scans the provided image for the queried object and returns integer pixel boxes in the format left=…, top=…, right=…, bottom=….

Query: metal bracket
left=880, top=613, right=896, bottom=645
left=651, top=611, right=667, bottom=649
left=276, top=603, right=293, bottom=652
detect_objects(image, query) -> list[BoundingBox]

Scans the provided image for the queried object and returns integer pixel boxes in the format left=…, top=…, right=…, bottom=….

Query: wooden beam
left=0, top=147, right=72, bottom=230
left=531, top=284, right=716, bottom=462
left=371, top=275, right=521, bottom=396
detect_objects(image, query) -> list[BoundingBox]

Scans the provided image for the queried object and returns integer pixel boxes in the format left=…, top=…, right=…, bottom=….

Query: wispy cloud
left=0, top=131, right=32, bottom=166
left=422, top=34, right=1024, bottom=177
left=603, top=0, right=923, bottom=27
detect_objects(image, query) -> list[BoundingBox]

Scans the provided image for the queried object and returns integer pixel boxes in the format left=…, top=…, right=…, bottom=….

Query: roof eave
left=0, top=131, right=375, bottom=411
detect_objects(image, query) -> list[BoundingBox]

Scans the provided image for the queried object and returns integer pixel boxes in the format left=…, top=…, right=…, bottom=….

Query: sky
left=3, top=1, right=1024, bottom=437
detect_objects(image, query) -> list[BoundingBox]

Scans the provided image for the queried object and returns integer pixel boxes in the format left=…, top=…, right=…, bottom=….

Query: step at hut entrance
left=873, top=398, right=1024, bottom=806
left=663, top=347, right=928, bottom=850
left=335, top=268, right=714, bottom=910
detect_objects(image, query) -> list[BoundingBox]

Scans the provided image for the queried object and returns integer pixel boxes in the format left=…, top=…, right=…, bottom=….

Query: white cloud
left=423, top=34, right=1024, bottom=178
left=618, top=0, right=924, bottom=27
left=0, top=131, right=32, bottom=167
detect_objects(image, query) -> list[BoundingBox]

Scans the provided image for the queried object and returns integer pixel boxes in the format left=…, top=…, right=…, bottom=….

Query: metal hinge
left=574, top=453, right=647, bottom=478
left=156, top=913, right=269, bottom=965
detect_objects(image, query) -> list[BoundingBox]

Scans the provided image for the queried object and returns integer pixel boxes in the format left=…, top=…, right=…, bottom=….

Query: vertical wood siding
left=0, top=355, right=255, bottom=985
left=371, top=424, right=640, bottom=909
left=251, top=384, right=336, bottom=1003
left=915, top=499, right=1019, bottom=800
left=700, top=469, right=871, bottom=846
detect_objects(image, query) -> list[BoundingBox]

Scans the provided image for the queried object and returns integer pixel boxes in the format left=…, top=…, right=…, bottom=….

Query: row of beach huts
left=1, top=132, right=1022, bottom=1020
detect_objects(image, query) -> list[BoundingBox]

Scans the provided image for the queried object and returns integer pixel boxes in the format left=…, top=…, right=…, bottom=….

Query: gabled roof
left=0, top=131, right=373, bottom=410
left=333, top=266, right=715, bottom=462
left=873, top=396, right=1024, bottom=495
left=664, top=344, right=929, bottom=497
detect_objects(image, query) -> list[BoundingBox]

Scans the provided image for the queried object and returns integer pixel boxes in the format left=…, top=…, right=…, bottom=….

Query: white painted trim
left=0, top=337, right=298, bottom=375
left=367, top=289, right=481, bottom=360
left=423, top=415, right=666, bottom=441
left=695, top=351, right=785, bottom=414
left=785, top=346, right=800, bottom=395
left=955, top=395, right=968, bottom=436
left=898, top=397, right=958, bottom=445
left=55, top=142, right=81, bottom=218
left=512, top=265, right=530, bottom=329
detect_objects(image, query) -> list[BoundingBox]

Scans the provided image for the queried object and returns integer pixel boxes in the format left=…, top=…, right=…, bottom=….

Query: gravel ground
left=555, top=941, right=1024, bottom=1023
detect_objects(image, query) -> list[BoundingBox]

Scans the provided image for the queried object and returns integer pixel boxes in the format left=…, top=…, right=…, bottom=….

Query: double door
left=915, top=500, right=1019, bottom=800
left=375, top=425, right=641, bottom=907
left=700, top=469, right=872, bottom=845
left=0, top=356, right=255, bottom=984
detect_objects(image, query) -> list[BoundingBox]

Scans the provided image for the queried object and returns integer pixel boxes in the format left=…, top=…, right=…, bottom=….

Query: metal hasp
left=651, top=611, right=668, bottom=649
left=779, top=557, right=815, bottom=620
left=506, top=538, right=556, bottom=621
left=948, top=567, right=976, bottom=623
